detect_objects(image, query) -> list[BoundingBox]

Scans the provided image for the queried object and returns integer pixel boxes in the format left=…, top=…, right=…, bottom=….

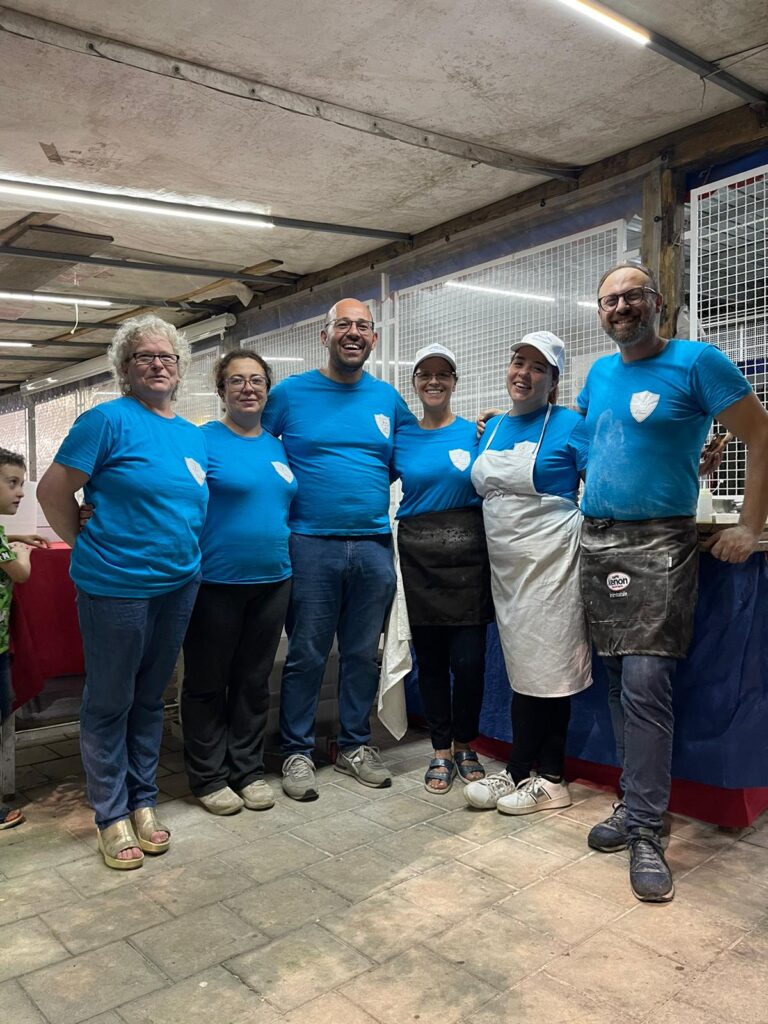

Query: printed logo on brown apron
left=606, top=572, right=631, bottom=599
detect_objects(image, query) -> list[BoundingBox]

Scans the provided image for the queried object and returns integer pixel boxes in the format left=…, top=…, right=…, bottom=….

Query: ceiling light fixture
left=0, top=291, right=112, bottom=308
left=0, top=179, right=274, bottom=230
left=0, top=341, right=33, bottom=348
left=556, top=0, right=650, bottom=46
left=445, top=281, right=556, bottom=303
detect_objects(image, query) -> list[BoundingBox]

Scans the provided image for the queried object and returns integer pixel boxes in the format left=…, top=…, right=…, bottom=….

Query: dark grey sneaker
left=628, top=828, right=674, bottom=902
left=588, top=801, right=629, bottom=852
left=282, top=754, right=319, bottom=801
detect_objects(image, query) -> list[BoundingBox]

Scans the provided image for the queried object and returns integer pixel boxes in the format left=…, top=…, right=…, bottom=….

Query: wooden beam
left=658, top=169, right=685, bottom=339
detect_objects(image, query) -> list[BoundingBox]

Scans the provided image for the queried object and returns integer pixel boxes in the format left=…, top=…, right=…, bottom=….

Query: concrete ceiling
left=0, top=0, right=766, bottom=388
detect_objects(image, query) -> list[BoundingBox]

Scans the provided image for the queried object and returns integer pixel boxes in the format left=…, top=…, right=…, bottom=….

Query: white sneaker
left=198, top=786, right=244, bottom=815
left=497, top=776, right=572, bottom=816
left=464, top=770, right=517, bottom=809
left=239, top=779, right=276, bottom=810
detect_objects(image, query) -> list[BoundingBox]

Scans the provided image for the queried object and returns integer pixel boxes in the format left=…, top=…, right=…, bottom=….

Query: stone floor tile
left=303, top=845, right=415, bottom=902
left=495, top=878, right=629, bottom=945
left=550, top=850, right=638, bottom=907
left=357, top=793, right=447, bottom=829
left=0, top=829, right=93, bottom=878
left=157, top=772, right=192, bottom=798
left=0, top=917, right=70, bottom=982
left=286, top=780, right=370, bottom=820
left=331, top=770, right=421, bottom=800
left=55, top=850, right=156, bottom=898
left=131, top=903, right=265, bottom=980
left=559, top=791, right=623, bottom=827
left=0, top=979, right=48, bottom=1023
left=425, top=908, right=565, bottom=990
left=157, top=751, right=186, bottom=774
left=429, top=805, right=532, bottom=843
left=613, top=899, right=747, bottom=968
left=663, top=836, right=717, bottom=876
left=19, top=940, right=166, bottom=1024
left=45, top=740, right=83, bottom=759
left=14, top=744, right=60, bottom=766
left=709, top=840, right=768, bottom=889
left=13, top=765, right=50, bottom=790
left=41, top=887, right=170, bottom=954
left=153, top=820, right=244, bottom=866
left=35, top=755, right=85, bottom=781
left=650, top=999, right=729, bottom=1024
left=678, top=951, right=768, bottom=1024
left=674, top=863, right=768, bottom=928
left=79, top=1015, right=123, bottom=1024
left=117, top=964, right=278, bottom=1024
left=407, top=779, right=475, bottom=809
left=341, top=945, right=496, bottom=1024
left=221, top=832, right=329, bottom=884
left=224, top=872, right=349, bottom=937
left=511, top=814, right=592, bottom=862
left=282, top=990, right=380, bottom=1024
left=213, top=798, right=306, bottom=838
left=288, top=808, right=393, bottom=855
left=138, top=856, right=255, bottom=916
left=373, top=822, right=478, bottom=872
left=462, top=974, right=618, bottom=1024
left=668, top=815, right=745, bottom=849
left=740, top=828, right=768, bottom=849
left=543, top=929, right=687, bottom=1019
left=0, top=869, right=81, bottom=926
left=226, top=922, right=370, bottom=1012
left=322, top=889, right=450, bottom=962
left=458, top=835, right=571, bottom=888
left=389, top=861, right=514, bottom=921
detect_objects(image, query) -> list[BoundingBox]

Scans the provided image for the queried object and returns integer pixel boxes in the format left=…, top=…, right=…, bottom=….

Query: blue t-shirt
left=577, top=339, right=752, bottom=520
left=55, top=397, right=209, bottom=597
left=393, top=416, right=481, bottom=518
left=199, top=420, right=297, bottom=584
left=262, top=370, right=416, bottom=534
left=483, top=405, right=589, bottom=502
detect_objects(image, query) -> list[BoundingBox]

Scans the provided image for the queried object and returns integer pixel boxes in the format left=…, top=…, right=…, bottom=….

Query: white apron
left=471, top=406, right=592, bottom=697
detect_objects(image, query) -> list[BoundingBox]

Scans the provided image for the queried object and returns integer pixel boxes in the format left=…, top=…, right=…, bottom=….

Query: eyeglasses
left=131, top=351, right=180, bottom=366
left=326, top=318, right=375, bottom=334
left=225, top=374, right=269, bottom=390
left=414, top=371, right=456, bottom=382
left=597, top=287, right=658, bottom=312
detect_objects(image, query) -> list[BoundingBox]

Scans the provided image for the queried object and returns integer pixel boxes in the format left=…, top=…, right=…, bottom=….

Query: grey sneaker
left=588, top=801, right=629, bottom=852
left=282, top=754, right=319, bottom=801
left=198, top=786, right=244, bottom=816
left=239, top=779, right=276, bottom=811
left=334, top=745, right=392, bottom=788
left=628, top=828, right=674, bottom=902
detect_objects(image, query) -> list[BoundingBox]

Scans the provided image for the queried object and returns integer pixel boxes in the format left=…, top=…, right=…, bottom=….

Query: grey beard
left=607, top=318, right=654, bottom=348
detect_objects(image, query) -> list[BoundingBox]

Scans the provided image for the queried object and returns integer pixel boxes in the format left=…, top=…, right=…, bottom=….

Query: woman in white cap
left=392, top=343, right=493, bottom=793
left=466, top=332, right=591, bottom=814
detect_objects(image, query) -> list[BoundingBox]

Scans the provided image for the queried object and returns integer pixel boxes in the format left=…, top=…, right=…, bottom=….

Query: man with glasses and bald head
left=262, top=298, right=416, bottom=800
left=577, top=260, right=768, bottom=903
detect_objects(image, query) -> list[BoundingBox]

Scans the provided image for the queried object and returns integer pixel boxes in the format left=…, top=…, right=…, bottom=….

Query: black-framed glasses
left=225, top=374, right=269, bottom=390
left=131, top=351, right=180, bottom=366
left=326, top=318, right=375, bottom=334
left=414, top=370, right=456, bottom=382
left=597, top=287, right=658, bottom=312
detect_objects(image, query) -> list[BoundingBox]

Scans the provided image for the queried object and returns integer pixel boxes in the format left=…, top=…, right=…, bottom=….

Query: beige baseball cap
left=510, top=331, right=566, bottom=375
left=413, top=343, right=458, bottom=372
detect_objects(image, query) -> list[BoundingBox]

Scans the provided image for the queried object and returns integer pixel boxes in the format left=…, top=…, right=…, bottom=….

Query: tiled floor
left=2, top=721, right=768, bottom=1024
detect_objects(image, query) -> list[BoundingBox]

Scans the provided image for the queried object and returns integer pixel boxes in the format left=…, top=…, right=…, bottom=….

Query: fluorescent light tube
left=556, top=0, right=650, bottom=46
left=0, top=291, right=112, bottom=308
left=445, top=281, right=556, bottom=303
left=0, top=341, right=33, bottom=348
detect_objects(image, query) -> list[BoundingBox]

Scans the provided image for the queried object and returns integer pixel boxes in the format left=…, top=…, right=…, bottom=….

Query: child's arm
left=7, top=535, right=49, bottom=548
left=0, top=542, right=32, bottom=584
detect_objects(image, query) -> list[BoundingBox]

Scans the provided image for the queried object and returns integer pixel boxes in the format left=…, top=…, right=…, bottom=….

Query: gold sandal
left=131, top=807, right=171, bottom=854
left=97, top=819, right=144, bottom=870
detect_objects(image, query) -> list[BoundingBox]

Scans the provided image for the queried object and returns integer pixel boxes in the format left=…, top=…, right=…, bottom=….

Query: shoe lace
left=285, top=755, right=313, bottom=779
left=605, top=801, right=627, bottom=828
left=482, top=772, right=514, bottom=796
left=355, top=745, right=384, bottom=766
left=522, top=776, right=550, bottom=799
left=629, top=833, right=665, bottom=868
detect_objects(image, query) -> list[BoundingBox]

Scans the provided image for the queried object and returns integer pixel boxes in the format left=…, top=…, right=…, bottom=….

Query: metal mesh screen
left=395, top=223, right=623, bottom=419
left=175, top=346, right=222, bottom=426
left=34, top=388, right=80, bottom=480
left=0, top=408, right=28, bottom=463
left=690, top=166, right=768, bottom=499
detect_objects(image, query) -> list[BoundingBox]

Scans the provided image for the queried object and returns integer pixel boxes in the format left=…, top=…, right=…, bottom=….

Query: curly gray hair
left=107, top=315, right=191, bottom=399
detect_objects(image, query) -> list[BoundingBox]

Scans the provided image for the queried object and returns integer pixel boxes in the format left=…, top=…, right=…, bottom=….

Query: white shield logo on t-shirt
left=630, top=391, right=660, bottom=423
left=449, top=449, right=471, bottom=472
left=374, top=414, right=391, bottom=439
left=184, top=457, right=206, bottom=485
left=272, top=461, right=294, bottom=484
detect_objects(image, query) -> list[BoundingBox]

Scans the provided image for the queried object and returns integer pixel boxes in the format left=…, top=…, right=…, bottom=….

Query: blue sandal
left=454, top=750, right=486, bottom=784
left=424, top=757, right=456, bottom=794
left=0, top=805, right=24, bottom=830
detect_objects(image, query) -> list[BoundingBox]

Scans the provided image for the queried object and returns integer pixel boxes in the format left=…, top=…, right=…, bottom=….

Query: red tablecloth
left=9, top=543, right=84, bottom=710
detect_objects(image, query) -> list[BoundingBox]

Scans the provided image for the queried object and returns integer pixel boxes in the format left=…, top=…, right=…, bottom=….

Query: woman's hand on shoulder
left=476, top=408, right=502, bottom=438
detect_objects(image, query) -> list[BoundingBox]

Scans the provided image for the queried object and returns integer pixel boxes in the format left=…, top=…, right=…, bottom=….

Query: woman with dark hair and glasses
left=392, top=343, right=493, bottom=793
left=38, top=315, right=208, bottom=870
left=181, top=349, right=297, bottom=815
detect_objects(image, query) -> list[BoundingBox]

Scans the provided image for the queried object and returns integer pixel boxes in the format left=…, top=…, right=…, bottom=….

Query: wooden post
left=642, top=163, right=685, bottom=338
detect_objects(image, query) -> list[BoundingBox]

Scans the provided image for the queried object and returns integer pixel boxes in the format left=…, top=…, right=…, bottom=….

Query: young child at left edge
left=0, top=446, right=49, bottom=830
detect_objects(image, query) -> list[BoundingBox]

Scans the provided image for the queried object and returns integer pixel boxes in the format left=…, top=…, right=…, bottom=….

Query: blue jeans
left=0, top=651, right=12, bottom=722
left=603, top=654, right=678, bottom=832
left=77, top=578, right=199, bottom=829
left=280, top=534, right=396, bottom=757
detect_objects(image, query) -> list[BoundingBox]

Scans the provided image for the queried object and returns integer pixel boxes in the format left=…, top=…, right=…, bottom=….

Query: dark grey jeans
left=602, top=654, right=678, bottom=833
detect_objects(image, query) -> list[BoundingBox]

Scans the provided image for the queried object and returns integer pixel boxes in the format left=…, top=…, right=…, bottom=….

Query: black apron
left=580, top=516, right=699, bottom=658
left=396, top=506, right=493, bottom=627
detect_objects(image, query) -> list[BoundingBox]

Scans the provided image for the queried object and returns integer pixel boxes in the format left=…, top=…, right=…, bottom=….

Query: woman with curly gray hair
left=38, top=314, right=208, bottom=871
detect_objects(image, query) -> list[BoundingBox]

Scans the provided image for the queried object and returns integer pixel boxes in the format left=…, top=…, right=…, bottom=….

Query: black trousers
left=506, top=691, right=571, bottom=783
left=411, top=624, right=486, bottom=750
left=181, top=578, right=291, bottom=796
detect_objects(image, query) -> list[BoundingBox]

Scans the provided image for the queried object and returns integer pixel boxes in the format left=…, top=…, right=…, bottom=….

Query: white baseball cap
left=510, top=331, right=566, bottom=376
left=413, top=343, right=457, bottom=372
